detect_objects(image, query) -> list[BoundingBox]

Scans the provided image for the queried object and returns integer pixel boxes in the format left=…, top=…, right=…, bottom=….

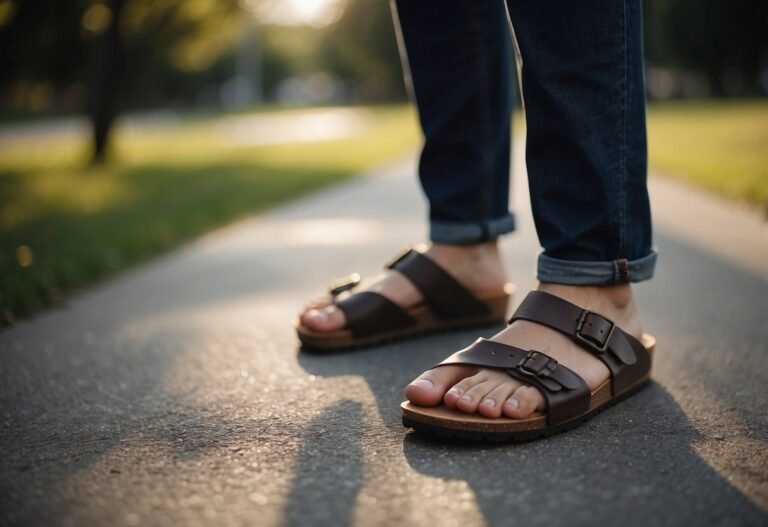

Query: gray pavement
left=1, top=143, right=767, bottom=527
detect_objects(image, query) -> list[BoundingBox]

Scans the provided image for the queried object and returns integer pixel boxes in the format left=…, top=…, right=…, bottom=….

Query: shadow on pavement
left=0, top=327, right=302, bottom=525
left=298, top=325, right=506, bottom=435
left=638, top=231, right=768, bottom=430
left=298, top=337, right=768, bottom=526
left=403, top=382, right=767, bottom=526
left=282, top=400, right=364, bottom=527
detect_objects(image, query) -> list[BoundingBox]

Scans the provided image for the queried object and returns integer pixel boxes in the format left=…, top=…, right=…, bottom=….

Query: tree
left=317, top=0, right=406, bottom=101
left=645, top=0, right=768, bottom=96
left=0, top=0, right=242, bottom=163
left=89, top=0, right=126, bottom=163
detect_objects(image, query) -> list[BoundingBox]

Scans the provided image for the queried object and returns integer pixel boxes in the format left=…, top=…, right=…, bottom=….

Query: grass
left=0, top=105, right=421, bottom=321
left=646, top=99, right=768, bottom=209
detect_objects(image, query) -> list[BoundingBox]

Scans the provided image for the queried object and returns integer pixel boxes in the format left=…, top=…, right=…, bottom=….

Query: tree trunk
left=88, top=0, right=126, bottom=164
left=706, top=68, right=726, bottom=98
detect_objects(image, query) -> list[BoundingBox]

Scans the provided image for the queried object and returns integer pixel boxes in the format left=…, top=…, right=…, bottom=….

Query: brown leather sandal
left=296, top=246, right=514, bottom=351
left=401, top=291, right=655, bottom=441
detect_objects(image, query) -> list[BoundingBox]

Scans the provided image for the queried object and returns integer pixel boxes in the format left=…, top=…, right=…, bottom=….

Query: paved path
left=0, top=108, right=372, bottom=148
left=1, top=143, right=766, bottom=527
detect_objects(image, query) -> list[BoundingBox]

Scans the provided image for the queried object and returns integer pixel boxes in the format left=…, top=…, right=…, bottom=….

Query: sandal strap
left=508, top=291, right=651, bottom=395
left=436, top=338, right=591, bottom=426
left=386, top=246, right=490, bottom=320
left=335, top=292, right=416, bottom=338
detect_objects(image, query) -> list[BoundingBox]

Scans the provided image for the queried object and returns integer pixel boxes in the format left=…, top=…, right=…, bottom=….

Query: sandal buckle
left=384, top=246, right=414, bottom=270
left=575, top=310, right=615, bottom=353
left=329, top=273, right=361, bottom=297
left=516, top=350, right=557, bottom=379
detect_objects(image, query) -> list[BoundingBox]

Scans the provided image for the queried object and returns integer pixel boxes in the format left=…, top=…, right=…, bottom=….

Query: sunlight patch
left=218, top=108, right=370, bottom=147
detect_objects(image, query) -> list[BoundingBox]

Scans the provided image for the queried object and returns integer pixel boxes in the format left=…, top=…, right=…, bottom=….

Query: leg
left=407, top=0, right=655, bottom=421
left=394, top=0, right=515, bottom=243
left=299, top=0, right=515, bottom=333
left=508, top=0, right=655, bottom=281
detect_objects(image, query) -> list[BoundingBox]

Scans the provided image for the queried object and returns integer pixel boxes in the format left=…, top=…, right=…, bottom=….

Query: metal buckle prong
left=329, top=273, right=361, bottom=297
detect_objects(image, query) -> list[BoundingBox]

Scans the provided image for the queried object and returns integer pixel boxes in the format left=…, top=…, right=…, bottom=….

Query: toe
left=299, top=304, right=346, bottom=332
left=302, top=295, right=333, bottom=313
left=454, top=380, right=497, bottom=413
left=477, top=381, right=521, bottom=418
left=443, top=372, right=487, bottom=408
left=405, top=365, right=476, bottom=407
left=502, top=385, right=546, bottom=419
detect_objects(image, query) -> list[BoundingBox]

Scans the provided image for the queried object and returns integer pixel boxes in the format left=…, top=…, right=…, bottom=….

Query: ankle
left=428, top=241, right=500, bottom=262
left=538, top=282, right=634, bottom=311
left=425, top=241, right=507, bottom=292
left=601, top=283, right=634, bottom=309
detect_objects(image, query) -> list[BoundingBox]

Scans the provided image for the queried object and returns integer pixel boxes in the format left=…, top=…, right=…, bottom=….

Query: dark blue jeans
left=393, top=0, right=656, bottom=285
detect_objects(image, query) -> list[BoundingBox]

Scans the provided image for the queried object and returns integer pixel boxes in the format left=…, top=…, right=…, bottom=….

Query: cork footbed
left=296, top=284, right=514, bottom=351
left=401, top=334, right=655, bottom=440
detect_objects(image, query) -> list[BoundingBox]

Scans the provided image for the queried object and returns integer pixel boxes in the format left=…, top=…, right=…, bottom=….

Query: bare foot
left=405, top=282, right=644, bottom=419
left=298, top=242, right=507, bottom=332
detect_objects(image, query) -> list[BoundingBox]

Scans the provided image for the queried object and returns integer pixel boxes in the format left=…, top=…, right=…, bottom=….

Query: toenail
left=448, top=387, right=462, bottom=396
left=506, top=398, right=520, bottom=409
left=312, top=311, right=328, bottom=322
left=460, top=394, right=472, bottom=402
left=410, top=379, right=433, bottom=390
left=481, top=399, right=496, bottom=408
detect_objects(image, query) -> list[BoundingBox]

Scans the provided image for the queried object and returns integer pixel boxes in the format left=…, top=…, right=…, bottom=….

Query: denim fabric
left=394, top=0, right=516, bottom=244
left=538, top=251, right=657, bottom=285
left=430, top=214, right=516, bottom=245
left=393, top=0, right=656, bottom=284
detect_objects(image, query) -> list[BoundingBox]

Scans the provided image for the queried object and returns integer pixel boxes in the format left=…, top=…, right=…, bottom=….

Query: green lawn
left=647, top=99, right=768, bottom=209
left=0, top=105, right=421, bottom=321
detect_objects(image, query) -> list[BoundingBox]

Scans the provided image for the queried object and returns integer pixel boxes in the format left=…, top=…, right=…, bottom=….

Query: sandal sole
left=402, top=378, right=650, bottom=442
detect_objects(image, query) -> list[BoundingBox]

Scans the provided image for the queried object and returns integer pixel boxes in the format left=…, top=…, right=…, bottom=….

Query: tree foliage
left=0, top=0, right=764, bottom=158
left=317, top=0, right=406, bottom=101
left=0, top=0, right=242, bottom=161
left=645, top=0, right=767, bottom=95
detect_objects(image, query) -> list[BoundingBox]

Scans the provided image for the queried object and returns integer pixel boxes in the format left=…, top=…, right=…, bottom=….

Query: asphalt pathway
left=1, top=144, right=766, bottom=527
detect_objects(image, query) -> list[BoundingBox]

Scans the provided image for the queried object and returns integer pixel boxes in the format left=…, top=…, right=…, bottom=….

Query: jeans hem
left=430, top=214, right=516, bottom=244
left=537, top=250, right=657, bottom=285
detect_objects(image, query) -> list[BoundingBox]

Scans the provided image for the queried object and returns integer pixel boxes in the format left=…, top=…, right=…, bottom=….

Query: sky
left=243, top=0, right=347, bottom=27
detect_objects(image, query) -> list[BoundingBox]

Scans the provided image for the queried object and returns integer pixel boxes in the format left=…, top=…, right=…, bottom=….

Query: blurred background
left=0, top=0, right=766, bottom=323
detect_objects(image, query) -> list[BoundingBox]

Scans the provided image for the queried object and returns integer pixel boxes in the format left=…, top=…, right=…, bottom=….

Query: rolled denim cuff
left=430, top=213, right=516, bottom=245
left=537, top=249, right=658, bottom=285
